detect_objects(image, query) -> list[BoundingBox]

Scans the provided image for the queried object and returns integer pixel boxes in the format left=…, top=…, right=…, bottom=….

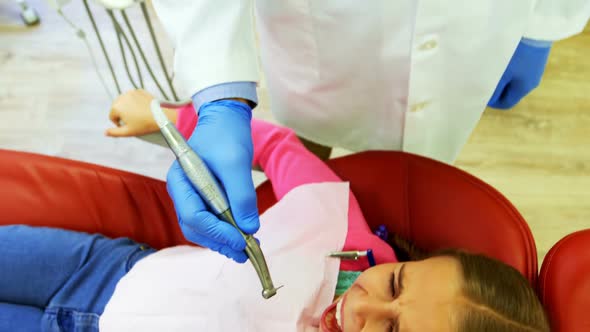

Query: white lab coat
left=152, top=0, right=589, bottom=163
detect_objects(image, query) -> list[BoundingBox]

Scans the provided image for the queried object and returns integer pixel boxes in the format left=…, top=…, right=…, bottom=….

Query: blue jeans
left=0, top=225, right=155, bottom=332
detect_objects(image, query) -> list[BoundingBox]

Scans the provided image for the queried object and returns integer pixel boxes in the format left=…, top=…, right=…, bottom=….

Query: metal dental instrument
left=328, top=249, right=376, bottom=266
left=328, top=250, right=368, bottom=260
left=150, top=99, right=280, bottom=299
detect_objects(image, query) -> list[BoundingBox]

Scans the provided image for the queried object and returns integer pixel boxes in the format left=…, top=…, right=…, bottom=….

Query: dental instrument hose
left=150, top=99, right=280, bottom=300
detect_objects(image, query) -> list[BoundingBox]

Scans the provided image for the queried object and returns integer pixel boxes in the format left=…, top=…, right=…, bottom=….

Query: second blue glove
left=488, top=38, right=551, bottom=110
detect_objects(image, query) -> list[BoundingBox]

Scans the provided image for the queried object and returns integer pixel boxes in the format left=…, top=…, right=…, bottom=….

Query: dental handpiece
left=150, top=99, right=279, bottom=299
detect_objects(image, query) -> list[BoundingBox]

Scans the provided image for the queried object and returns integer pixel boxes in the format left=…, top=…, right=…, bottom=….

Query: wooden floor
left=1, top=1, right=588, bottom=266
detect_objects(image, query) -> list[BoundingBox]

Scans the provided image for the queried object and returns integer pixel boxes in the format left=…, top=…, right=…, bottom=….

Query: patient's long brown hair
left=389, top=234, right=550, bottom=332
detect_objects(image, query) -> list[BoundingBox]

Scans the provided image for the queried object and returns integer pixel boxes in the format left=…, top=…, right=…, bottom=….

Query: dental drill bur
left=150, top=99, right=280, bottom=299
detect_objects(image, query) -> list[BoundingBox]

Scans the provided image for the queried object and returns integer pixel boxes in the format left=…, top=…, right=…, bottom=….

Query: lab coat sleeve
left=192, top=82, right=258, bottom=111
left=151, top=0, right=259, bottom=97
left=524, top=0, right=590, bottom=41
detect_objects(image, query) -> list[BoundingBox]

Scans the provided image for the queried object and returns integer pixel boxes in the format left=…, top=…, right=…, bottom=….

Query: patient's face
left=322, top=257, right=463, bottom=332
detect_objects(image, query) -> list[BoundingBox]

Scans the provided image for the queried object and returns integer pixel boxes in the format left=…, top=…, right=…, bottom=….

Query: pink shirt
left=177, top=105, right=397, bottom=270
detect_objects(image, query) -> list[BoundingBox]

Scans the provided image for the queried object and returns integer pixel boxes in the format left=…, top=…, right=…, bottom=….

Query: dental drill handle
left=151, top=100, right=279, bottom=299
left=163, top=125, right=232, bottom=216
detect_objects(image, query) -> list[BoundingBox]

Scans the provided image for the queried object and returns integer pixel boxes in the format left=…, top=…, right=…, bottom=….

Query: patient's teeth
left=335, top=298, right=343, bottom=330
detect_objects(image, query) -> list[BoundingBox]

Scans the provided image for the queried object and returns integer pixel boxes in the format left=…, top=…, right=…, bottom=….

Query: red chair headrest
left=257, top=151, right=538, bottom=284
left=539, top=229, right=590, bottom=332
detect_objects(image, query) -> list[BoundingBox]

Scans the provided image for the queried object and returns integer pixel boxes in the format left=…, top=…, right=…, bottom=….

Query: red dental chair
left=0, top=148, right=537, bottom=285
left=539, top=229, right=590, bottom=332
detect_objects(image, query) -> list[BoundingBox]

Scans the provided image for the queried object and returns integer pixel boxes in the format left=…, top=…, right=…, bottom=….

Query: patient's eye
left=389, top=271, right=397, bottom=297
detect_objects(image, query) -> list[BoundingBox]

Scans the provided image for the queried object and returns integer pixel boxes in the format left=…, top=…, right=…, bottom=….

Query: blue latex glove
left=488, top=38, right=552, bottom=110
left=166, top=99, right=259, bottom=263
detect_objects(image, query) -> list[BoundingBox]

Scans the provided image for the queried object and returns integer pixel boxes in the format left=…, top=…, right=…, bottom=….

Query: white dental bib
left=100, top=182, right=350, bottom=331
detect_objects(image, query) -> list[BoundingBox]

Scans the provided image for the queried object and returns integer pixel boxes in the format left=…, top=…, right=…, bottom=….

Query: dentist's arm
left=488, top=0, right=589, bottom=109
left=151, top=0, right=259, bottom=100
left=152, top=1, right=260, bottom=263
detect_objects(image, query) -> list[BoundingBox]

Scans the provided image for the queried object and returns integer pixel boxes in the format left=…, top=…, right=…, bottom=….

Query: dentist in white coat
left=154, top=0, right=590, bottom=262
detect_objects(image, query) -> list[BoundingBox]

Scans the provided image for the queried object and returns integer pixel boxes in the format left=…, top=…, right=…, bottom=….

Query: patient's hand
left=106, top=89, right=177, bottom=137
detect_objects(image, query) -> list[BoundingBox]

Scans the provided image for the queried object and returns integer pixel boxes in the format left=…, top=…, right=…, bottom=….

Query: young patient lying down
left=0, top=90, right=549, bottom=332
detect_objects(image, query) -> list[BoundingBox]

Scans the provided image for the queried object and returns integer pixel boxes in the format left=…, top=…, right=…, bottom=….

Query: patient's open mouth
left=320, top=300, right=342, bottom=332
